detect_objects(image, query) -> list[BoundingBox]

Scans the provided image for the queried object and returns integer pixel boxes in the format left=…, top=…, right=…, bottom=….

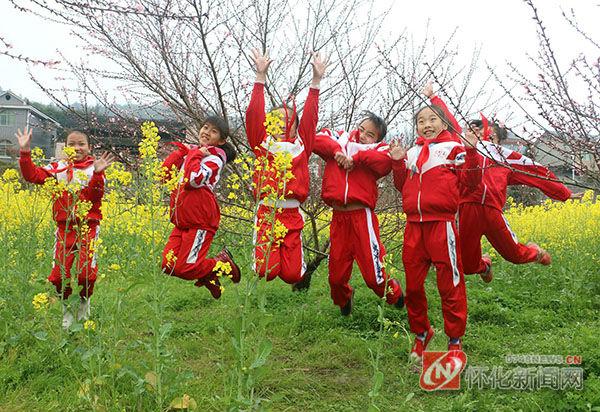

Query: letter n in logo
left=420, top=351, right=467, bottom=391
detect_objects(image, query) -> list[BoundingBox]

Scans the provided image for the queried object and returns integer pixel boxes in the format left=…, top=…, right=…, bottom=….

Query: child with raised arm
left=161, top=116, right=241, bottom=299
left=313, top=113, right=404, bottom=316
left=390, top=85, right=481, bottom=362
left=18, top=127, right=114, bottom=329
left=245, top=49, right=327, bottom=284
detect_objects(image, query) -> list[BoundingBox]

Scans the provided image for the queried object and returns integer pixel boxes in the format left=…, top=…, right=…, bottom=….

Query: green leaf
left=250, top=339, right=272, bottom=369
left=145, top=371, right=158, bottom=392
left=230, top=336, right=240, bottom=354
left=33, top=331, right=47, bottom=341
left=368, top=405, right=381, bottom=412
left=159, top=322, right=172, bottom=339
left=377, top=305, right=384, bottom=323
left=169, top=394, right=197, bottom=410
left=368, top=371, right=384, bottom=397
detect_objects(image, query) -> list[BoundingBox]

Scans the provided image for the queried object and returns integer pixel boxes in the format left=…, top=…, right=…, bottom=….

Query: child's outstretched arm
left=390, top=141, right=408, bottom=190
left=83, top=152, right=115, bottom=202
left=298, top=51, right=328, bottom=154
left=17, top=127, right=53, bottom=184
left=352, top=146, right=392, bottom=178
left=423, top=82, right=463, bottom=136
left=507, top=163, right=571, bottom=201
left=245, top=49, right=271, bottom=151
left=313, top=129, right=342, bottom=160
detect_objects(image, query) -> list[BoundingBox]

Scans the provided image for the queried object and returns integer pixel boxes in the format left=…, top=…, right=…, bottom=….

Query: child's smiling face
left=198, top=122, right=224, bottom=147
left=416, top=107, right=447, bottom=139
left=357, top=119, right=379, bottom=144
left=66, top=132, right=90, bottom=161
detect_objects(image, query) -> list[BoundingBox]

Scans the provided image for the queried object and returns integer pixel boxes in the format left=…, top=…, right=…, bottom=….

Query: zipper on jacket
left=417, top=173, right=423, bottom=222
left=481, top=157, right=487, bottom=204
left=344, top=169, right=349, bottom=204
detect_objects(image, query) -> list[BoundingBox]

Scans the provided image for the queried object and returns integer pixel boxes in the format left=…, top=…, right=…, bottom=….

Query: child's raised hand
left=199, top=147, right=210, bottom=157
left=463, top=127, right=479, bottom=148
left=15, top=127, right=33, bottom=150
left=389, top=140, right=407, bottom=161
left=251, top=48, right=272, bottom=82
left=422, top=81, right=434, bottom=98
left=94, top=152, right=116, bottom=173
left=310, top=51, right=329, bottom=87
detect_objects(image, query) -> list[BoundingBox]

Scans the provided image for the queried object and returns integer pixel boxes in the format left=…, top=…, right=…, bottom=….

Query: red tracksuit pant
left=403, top=220, right=467, bottom=339
left=162, top=226, right=219, bottom=286
left=253, top=204, right=305, bottom=284
left=459, top=203, right=538, bottom=274
left=328, top=208, right=403, bottom=307
left=48, top=223, right=100, bottom=299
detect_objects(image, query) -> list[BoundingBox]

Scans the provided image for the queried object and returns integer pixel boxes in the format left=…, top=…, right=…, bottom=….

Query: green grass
left=1, top=225, right=600, bottom=411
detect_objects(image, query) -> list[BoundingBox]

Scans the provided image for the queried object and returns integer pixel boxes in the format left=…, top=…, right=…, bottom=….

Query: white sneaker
left=62, top=304, right=74, bottom=330
left=77, top=298, right=91, bottom=321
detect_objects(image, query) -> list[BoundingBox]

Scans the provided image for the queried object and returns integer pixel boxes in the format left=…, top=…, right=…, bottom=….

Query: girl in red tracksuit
left=17, top=127, right=114, bottom=329
left=245, top=49, right=327, bottom=284
left=390, top=88, right=480, bottom=361
left=161, top=116, right=241, bottom=299
left=459, top=117, right=573, bottom=282
left=313, top=113, right=404, bottom=316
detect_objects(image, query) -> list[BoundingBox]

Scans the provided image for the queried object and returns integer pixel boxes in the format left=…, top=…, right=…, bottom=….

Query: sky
left=1, top=0, right=599, bottom=105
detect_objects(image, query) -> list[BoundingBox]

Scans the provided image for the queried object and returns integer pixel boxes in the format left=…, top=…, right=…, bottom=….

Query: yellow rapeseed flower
left=108, top=263, right=121, bottom=271
left=213, top=261, right=232, bottom=278
left=31, top=147, right=45, bottom=164
left=165, top=249, right=177, bottom=266
left=32, top=292, right=49, bottom=311
left=63, top=146, right=76, bottom=162
left=264, top=110, right=285, bottom=137
left=83, top=320, right=96, bottom=331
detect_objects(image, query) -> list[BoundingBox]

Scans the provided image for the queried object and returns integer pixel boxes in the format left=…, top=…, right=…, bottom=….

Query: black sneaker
left=340, top=290, right=354, bottom=316
left=394, top=291, right=405, bottom=309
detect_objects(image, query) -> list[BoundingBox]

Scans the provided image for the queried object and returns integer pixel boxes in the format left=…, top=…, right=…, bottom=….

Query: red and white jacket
left=245, top=82, right=319, bottom=204
left=19, top=150, right=105, bottom=225
left=314, top=128, right=391, bottom=209
left=392, top=131, right=481, bottom=222
left=460, top=140, right=571, bottom=210
left=162, top=145, right=227, bottom=231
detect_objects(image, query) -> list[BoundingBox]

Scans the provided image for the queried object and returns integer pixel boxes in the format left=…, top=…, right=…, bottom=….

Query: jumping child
left=313, top=113, right=404, bottom=315
left=390, top=85, right=481, bottom=361
left=161, top=116, right=241, bottom=299
left=245, top=49, right=327, bottom=284
left=458, top=117, right=574, bottom=282
left=17, top=127, right=114, bottom=329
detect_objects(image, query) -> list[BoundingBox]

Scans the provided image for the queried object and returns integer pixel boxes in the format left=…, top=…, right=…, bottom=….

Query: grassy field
left=1, top=190, right=600, bottom=411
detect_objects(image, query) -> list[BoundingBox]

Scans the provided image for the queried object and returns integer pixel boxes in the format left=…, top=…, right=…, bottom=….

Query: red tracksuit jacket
left=19, top=150, right=105, bottom=225
left=313, top=128, right=391, bottom=209
left=245, top=82, right=319, bottom=203
left=392, top=131, right=480, bottom=222
left=460, top=141, right=571, bottom=209
left=162, top=145, right=227, bottom=231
